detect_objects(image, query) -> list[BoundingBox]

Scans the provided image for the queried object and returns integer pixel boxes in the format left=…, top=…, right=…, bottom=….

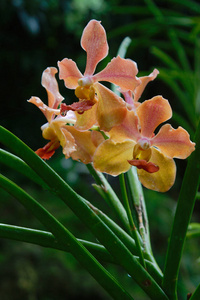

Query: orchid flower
left=28, top=67, right=103, bottom=163
left=58, top=19, right=140, bottom=130
left=93, top=96, right=195, bottom=192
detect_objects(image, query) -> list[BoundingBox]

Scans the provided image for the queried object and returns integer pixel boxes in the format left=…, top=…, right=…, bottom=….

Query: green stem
left=0, top=223, right=115, bottom=263
left=0, top=126, right=168, bottom=299
left=162, top=118, right=200, bottom=299
left=0, top=149, right=48, bottom=189
left=87, top=163, right=130, bottom=233
left=0, top=126, right=168, bottom=300
left=0, top=222, right=161, bottom=282
left=0, top=174, right=134, bottom=300
left=119, top=173, right=146, bottom=268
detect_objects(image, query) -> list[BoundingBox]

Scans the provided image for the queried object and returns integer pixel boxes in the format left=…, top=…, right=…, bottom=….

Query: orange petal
left=134, top=69, right=159, bottom=102
left=58, top=58, right=83, bottom=89
left=108, top=109, right=140, bottom=142
left=66, top=126, right=103, bottom=164
left=93, top=139, right=135, bottom=176
left=93, top=56, right=140, bottom=90
left=152, top=124, right=195, bottom=159
left=81, top=20, right=108, bottom=76
left=42, top=67, right=64, bottom=109
left=136, top=96, right=172, bottom=138
left=35, top=139, right=60, bottom=160
left=75, top=103, right=98, bottom=131
left=137, top=148, right=176, bottom=192
left=128, top=159, right=159, bottom=173
left=95, top=83, right=127, bottom=132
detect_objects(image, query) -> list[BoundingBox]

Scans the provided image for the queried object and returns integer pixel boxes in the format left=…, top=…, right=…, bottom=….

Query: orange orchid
left=28, top=67, right=103, bottom=163
left=58, top=19, right=140, bottom=130
left=93, top=96, right=195, bottom=192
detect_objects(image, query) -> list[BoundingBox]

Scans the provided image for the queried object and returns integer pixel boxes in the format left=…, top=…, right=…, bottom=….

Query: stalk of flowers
left=28, top=67, right=104, bottom=163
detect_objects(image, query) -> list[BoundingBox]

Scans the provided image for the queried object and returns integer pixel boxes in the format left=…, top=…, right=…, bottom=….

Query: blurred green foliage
left=0, top=0, right=200, bottom=299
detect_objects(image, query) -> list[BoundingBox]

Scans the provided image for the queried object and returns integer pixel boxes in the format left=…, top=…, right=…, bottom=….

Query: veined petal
left=93, top=56, right=140, bottom=90
left=58, top=58, right=83, bottom=89
left=134, top=69, right=159, bottom=102
left=108, top=109, right=140, bottom=142
left=66, top=126, right=103, bottom=164
left=56, top=127, right=76, bottom=159
left=137, top=147, right=176, bottom=192
left=136, top=96, right=172, bottom=138
left=93, top=139, right=135, bottom=176
left=95, top=83, right=127, bottom=132
left=42, top=67, right=64, bottom=109
left=81, top=20, right=108, bottom=76
left=152, top=124, right=195, bottom=159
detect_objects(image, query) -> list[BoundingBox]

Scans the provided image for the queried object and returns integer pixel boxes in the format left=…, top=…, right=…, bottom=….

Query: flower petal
left=28, top=96, right=56, bottom=123
left=35, top=139, right=60, bottom=160
left=75, top=103, right=98, bottom=131
left=93, top=139, right=134, bottom=176
left=95, top=83, right=127, bottom=132
left=42, top=67, right=64, bottom=109
left=66, top=126, right=103, bottom=164
left=81, top=20, right=108, bottom=76
left=108, top=109, right=140, bottom=142
left=134, top=69, right=159, bottom=102
left=152, top=124, right=195, bottom=159
left=137, top=147, right=176, bottom=192
left=136, top=96, right=172, bottom=138
left=93, top=56, right=140, bottom=90
left=58, top=58, right=83, bottom=89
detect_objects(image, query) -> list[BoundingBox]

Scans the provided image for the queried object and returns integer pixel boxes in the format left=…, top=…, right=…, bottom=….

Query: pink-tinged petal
left=35, top=139, right=60, bottom=160
left=58, top=58, right=83, bottom=89
left=128, top=159, right=159, bottom=173
left=81, top=20, right=108, bottom=76
left=93, top=56, right=141, bottom=90
left=66, top=126, right=103, bottom=164
left=42, top=67, right=64, bottom=109
left=137, top=147, right=176, bottom=192
left=134, top=69, right=159, bottom=102
left=95, top=83, right=127, bottom=132
left=136, top=96, right=172, bottom=138
left=108, top=109, right=140, bottom=142
left=93, top=139, right=135, bottom=176
left=75, top=103, right=98, bottom=131
left=152, top=124, right=195, bottom=159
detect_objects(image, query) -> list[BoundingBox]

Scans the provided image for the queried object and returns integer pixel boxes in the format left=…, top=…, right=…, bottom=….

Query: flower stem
left=0, top=174, right=134, bottom=300
left=162, top=118, right=200, bottom=299
left=119, top=173, right=146, bottom=268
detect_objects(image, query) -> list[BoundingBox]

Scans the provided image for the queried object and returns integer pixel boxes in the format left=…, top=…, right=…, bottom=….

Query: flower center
left=133, top=143, right=152, bottom=161
left=78, top=76, right=93, bottom=87
left=137, top=138, right=151, bottom=150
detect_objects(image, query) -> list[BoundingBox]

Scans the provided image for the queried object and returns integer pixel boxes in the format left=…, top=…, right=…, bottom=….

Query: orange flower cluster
left=29, top=20, right=195, bottom=192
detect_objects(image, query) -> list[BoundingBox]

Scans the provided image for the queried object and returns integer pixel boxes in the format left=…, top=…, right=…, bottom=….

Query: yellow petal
left=137, top=147, right=176, bottom=192
left=67, top=126, right=103, bottom=164
left=93, top=139, right=135, bottom=175
left=75, top=103, right=98, bottom=131
left=95, top=83, right=127, bottom=132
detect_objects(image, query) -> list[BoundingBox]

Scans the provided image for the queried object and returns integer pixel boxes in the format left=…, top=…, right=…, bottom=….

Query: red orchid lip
left=60, top=101, right=95, bottom=115
left=127, top=159, right=159, bottom=173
